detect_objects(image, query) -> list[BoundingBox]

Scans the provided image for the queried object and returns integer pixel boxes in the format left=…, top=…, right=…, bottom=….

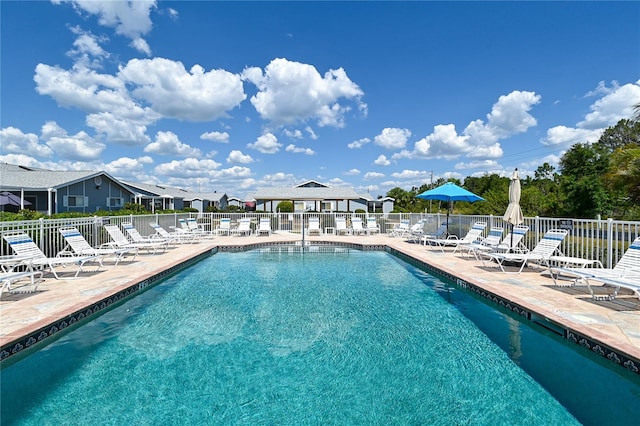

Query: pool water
left=2, top=249, right=639, bottom=425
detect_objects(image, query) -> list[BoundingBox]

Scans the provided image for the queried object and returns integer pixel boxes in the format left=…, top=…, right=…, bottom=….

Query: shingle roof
left=252, top=186, right=362, bottom=200
left=0, top=163, right=114, bottom=190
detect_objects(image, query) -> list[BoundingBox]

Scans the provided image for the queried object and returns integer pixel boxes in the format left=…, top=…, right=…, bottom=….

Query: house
left=250, top=180, right=393, bottom=213
left=0, top=163, right=135, bottom=214
left=121, top=182, right=228, bottom=213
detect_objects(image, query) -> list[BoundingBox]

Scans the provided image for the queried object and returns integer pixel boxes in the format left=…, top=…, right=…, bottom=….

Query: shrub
left=276, top=201, right=293, bottom=212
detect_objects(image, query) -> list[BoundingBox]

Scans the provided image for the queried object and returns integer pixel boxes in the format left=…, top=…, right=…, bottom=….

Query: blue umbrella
left=416, top=182, right=484, bottom=235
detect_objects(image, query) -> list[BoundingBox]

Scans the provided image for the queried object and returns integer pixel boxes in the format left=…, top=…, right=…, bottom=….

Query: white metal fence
left=1, top=213, right=638, bottom=269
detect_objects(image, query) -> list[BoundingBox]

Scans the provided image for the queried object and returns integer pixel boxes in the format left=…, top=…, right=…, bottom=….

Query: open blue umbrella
left=416, top=182, right=484, bottom=235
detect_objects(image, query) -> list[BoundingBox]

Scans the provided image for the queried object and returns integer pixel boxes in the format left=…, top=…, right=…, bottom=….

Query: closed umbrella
left=503, top=169, right=523, bottom=251
left=416, top=182, right=484, bottom=235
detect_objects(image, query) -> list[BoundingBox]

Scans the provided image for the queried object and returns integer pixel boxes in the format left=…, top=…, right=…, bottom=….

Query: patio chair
left=150, top=222, right=198, bottom=244
left=122, top=222, right=170, bottom=247
left=406, top=219, right=427, bottom=243
left=3, top=231, right=100, bottom=279
left=417, top=221, right=448, bottom=245
left=59, top=226, right=137, bottom=265
left=366, top=217, right=380, bottom=235
left=548, top=236, right=640, bottom=292
left=231, top=218, right=252, bottom=236
left=457, top=227, right=504, bottom=258
left=425, top=221, right=487, bottom=253
left=214, top=218, right=232, bottom=236
left=388, top=219, right=411, bottom=238
left=103, top=225, right=168, bottom=255
left=477, top=225, right=530, bottom=263
left=307, top=217, right=322, bottom=236
left=186, top=218, right=211, bottom=237
left=0, top=256, right=44, bottom=296
left=335, top=216, right=352, bottom=235
left=482, top=229, right=569, bottom=273
left=256, top=217, right=272, bottom=236
left=351, top=217, right=368, bottom=235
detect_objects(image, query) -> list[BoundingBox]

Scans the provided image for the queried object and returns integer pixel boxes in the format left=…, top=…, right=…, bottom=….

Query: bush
left=276, top=201, right=293, bottom=212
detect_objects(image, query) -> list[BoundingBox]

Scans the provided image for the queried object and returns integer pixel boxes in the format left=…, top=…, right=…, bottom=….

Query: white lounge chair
left=483, top=229, right=569, bottom=273
left=417, top=221, right=448, bottom=245
left=103, top=225, right=168, bottom=255
left=256, top=217, right=272, bottom=236
left=122, top=222, right=170, bottom=247
left=214, top=218, right=232, bottom=236
left=335, top=217, right=352, bottom=235
left=457, top=226, right=504, bottom=258
left=389, top=220, right=410, bottom=238
left=406, top=219, right=427, bottom=243
left=351, top=217, right=367, bottom=235
left=477, top=225, right=530, bottom=262
left=549, top=236, right=640, bottom=296
left=365, top=217, right=380, bottom=235
left=150, top=223, right=198, bottom=244
left=426, top=221, right=487, bottom=253
left=59, top=226, right=137, bottom=265
left=0, top=256, right=44, bottom=296
left=307, top=217, right=322, bottom=235
left=3, top=231, right=99, bottom=279
left=231, top=218, right=252, bottom=236
left=186, top=218, right=211, bottom=237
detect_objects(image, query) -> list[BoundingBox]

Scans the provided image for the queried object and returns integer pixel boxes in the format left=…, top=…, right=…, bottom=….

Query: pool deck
left=1, top=231, right=639, bottom=373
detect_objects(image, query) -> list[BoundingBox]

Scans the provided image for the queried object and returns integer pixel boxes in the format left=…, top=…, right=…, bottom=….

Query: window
left=107, top=197, right=124, bottom=208
left=63, top=195, right=88, bottom=207
left=321, top=201, right=334, bottom=211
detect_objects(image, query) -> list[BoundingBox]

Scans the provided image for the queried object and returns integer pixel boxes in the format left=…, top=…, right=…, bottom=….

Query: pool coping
left=1, top=239, right=638, bottom=377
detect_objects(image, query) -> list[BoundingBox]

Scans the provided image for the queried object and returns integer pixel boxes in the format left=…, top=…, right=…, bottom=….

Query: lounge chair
left=406, top=219, right=427, bottom=243
left=417, top=221, right=448, bottom=245
left=256, top=217, right=272, bottom=236
left=335, top=216, right=352, bottom=235
left=186, top=218, right=211, bottom=237
left=3, top=231, right=99, bottom=279
left=0, top=256, right=44, bottom=296
left=365, top=217, right=380, bottom=235
left=351, top=217, right=368, bottom=235
left=150, top=222, right=198, bottom=244
left=59, top=226, right=137, bottom=265
left=457, top=227, right=504, bottom=258
left=482, top=229, right=569, bottom=273
left=307, top=217, right=322, bottom=235
left=549, top=236, right=640, bottom=294
left=388, top=220, right=410, bottom=238
left=122, top=222, right=170, bottom=247
left=425, top=221, right=487, bottom=253
left=231, top=218, right=252, bottom=236
left=103, top=225, right=168, bottom=254
left=214, top=218, right=232, bottom=236
left=475, top=225, right=530, bottom=261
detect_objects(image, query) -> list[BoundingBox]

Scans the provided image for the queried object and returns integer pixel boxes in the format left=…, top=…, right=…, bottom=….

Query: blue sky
left=1, top=1, right=639, bottom=200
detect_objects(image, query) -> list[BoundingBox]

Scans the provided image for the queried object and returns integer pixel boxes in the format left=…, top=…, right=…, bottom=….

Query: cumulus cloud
left=201, top=131, right=230, bottom=143
left=87, top=112, right=151, bottom=146
left=40, top=121, right=105, bottom=161
left=247, top=133, right=282, bottom=154
left=374, top=128, right=411, bottom=150
left=374, top=155, right=390, bottom=166
left=285, top=144, right=315, bottom=155
left=413, top=124, right=471, bottom=160
left=244, top=58, right=366, bottom=127
left=144, top=131, right=201, bottom=157
left=454, top=160, right=500, bottom=170
left=0, top=127, right=53, bottom=158
left=227, top=150, right=254, bottom=164
left=284, top=129, right=303, bottom=139
left=344, top=169, right=360, bottom=176
left=305, top=126, right=318, bottom=140
left=390, top=170, right=433, bottom=180
left=54, top=0, right=157, bottom=55
left=348, top=137, right=370, bottom=149
left=541, top=126, right=603, bottom=147
left=154, top=158, right=222, bottom=177
left=364, top=172, right=384, bottom=179
left=118, top=58, right=246, bottom=121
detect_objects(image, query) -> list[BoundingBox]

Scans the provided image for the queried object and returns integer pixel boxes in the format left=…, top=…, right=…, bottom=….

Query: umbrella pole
left=510, top=223, right=514, bottom=253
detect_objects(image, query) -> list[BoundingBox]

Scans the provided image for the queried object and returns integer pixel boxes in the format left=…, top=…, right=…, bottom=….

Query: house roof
left=251, top=186, right=362, bottom=200
left=0, top=163, right=131, bottom=192
left=122, top=181, right=226, bottom=202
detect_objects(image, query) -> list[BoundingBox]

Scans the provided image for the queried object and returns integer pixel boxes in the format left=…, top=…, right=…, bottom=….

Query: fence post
left=607, top=218, right=614, bottom=269
left=38, top=217, right=45, bottom=250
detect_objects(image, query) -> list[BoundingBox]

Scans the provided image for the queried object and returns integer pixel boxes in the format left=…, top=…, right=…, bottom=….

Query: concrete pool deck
left=1, top=232, right=639, bottom=374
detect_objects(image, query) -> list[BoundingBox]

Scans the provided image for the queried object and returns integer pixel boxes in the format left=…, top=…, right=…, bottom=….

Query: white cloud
left=40, top=121, right=105, bottom=161
left=227, top=150, right=254, bottom=164
left=55, top=0, right=157, bottom=55
left=244, top=58, right=366, bottom=127
left=285, top=144, right=315, bottom=155
left=247, top=133, right=282, bottom=154
left=118, top=58, right=246, bottom=121
left=144, top=131, right=201, bottom=157
left=373, top=154, right=390, bottom=166
left=86, top=112, right=151, bottom=146
left=454, top=160, right=500, bottom=170
left=391, top=170, right=433, bottom=180
left=414, top=124, right=470, bottom=159
left=305, top=126, right=318, bottom=140
left=284, top=129, right=303, bottom=139
left=364, top=172, right=384, bottom=179
left=0, top=127, right=53, bottom=158
left=541, top=126, right=603, bottom=147
left=578, top=80, right=640, bottom=129
left=344, top=169, right=360, bottom=176
left=154, top=158, right=222, bottom=177
left=348, top=137, right=370, bottom=149
left=374, top=128, right=411, bottom=150
left=201, top=131, right=230, bottom=143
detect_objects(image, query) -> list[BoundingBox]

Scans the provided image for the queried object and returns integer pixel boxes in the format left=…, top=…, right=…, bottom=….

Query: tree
left=633, top=102, right=640, bottom=122
left=597, top=119, right=640, bottom=151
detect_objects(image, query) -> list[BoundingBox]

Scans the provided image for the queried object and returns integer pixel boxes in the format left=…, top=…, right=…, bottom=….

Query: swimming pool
left=1, top=248, right=639, bottom=424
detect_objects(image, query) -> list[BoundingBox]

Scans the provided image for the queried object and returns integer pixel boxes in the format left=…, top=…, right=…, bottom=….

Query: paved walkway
left=1, top=232, right=638, bottom=371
